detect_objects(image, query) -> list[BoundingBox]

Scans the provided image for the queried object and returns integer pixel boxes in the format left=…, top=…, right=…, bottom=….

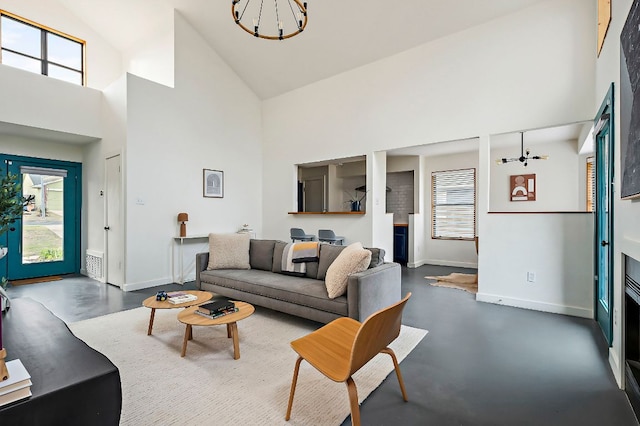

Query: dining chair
left=317, top=229, right=345, bottom=245
left=285, top=293, right=412, bottom=425
left=290, top=228, right=315, bottom=242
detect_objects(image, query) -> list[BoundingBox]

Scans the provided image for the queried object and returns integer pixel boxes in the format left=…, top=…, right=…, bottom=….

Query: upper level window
left=0, top=11, right=85, bottom=85
left=431, top=168, right=476, bottom=240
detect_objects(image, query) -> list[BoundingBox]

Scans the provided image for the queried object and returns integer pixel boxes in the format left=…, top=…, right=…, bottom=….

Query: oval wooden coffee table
left=177, top=301, right=255, bottom=359
left=142, top=290, right=212, bottom=336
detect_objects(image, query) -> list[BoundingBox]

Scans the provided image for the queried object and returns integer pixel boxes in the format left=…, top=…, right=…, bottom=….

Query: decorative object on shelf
left=510, top=174, right=536, bottom=202
left=496, top=132, right=549, bottom=167
left=345, top=189, right=368, bottom=212
left=177, top=212, right=189, bottom=237
left=203, top=169, right=224, bottom=198
left=232, top=0, right=308, bottom=41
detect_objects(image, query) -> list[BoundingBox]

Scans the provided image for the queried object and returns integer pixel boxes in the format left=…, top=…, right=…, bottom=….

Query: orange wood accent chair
left=285, top=293, right=412, bottom=425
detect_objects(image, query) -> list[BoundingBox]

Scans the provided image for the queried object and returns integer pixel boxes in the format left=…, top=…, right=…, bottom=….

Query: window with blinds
left=587, top=157, right=595, bottom=212
left=431, top=168, right=476, bottom=240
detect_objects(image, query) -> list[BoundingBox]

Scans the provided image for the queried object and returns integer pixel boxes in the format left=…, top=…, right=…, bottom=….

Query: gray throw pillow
left=250, top=239, right=277, bottom=271
left=365, top=247, right=386, bottom=268
left=272, top=241, right=287, bottom=273
left=317, top=244, right=347, bottom=280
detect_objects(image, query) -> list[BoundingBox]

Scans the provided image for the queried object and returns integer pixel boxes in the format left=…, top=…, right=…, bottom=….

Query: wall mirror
left=296, top=155, right=366, bottom=213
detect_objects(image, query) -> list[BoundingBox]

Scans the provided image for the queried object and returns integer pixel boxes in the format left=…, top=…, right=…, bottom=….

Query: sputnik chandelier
left=232, top=0, right=308, bottom=40
left=496, top=132, right=549, bottom=167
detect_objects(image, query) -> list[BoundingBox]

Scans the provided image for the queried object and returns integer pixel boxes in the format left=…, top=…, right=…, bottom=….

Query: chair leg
left=346, top=377, right=360, bottom=426
left=285, top=356, right=303, bottom=421
left=381, top=348, right=408, bottom=402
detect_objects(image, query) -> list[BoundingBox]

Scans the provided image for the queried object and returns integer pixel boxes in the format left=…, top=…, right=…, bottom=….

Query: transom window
left=0, top=10, right=85, bottom=85
left=431, top=168, right=476, bottom=240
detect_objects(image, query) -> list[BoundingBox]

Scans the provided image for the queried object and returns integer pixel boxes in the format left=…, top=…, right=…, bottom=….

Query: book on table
left=167, top=293, right=198, bottom=304
left=197, top=297, right=235, bottom=315
left=0, top=359, right=32, bottom=407
left=194, top=307, right=239, bottom=319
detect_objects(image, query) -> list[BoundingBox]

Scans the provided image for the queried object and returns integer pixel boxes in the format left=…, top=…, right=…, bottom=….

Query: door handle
left=9, top=227, right=15, bottom=232
left=601, top=240, right=609, bottom=246
left=104, top=226, right=110, bottom=231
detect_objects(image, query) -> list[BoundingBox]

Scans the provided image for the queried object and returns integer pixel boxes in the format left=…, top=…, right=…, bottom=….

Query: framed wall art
left=510, top=174, right=536, bottom=202
left=203, top=169, right=224, bottom=198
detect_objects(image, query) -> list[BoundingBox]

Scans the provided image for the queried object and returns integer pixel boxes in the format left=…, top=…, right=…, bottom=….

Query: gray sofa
left=195, top=239, right=401, bottom=323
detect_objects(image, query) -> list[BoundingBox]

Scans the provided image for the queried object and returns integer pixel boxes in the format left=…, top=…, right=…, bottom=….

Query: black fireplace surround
left=625, top=255, right=640, bottom=419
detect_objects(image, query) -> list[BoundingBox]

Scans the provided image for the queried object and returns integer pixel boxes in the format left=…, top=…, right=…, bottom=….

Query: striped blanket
left=282, top=242, right=320, bottom=274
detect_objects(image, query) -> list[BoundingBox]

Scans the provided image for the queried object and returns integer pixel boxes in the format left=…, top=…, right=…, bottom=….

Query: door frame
left=594, top=83, right=615, bottom=345
left=0, top=154, right=82, bottom=280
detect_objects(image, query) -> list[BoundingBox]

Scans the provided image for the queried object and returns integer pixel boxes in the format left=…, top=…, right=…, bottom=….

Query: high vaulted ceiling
left=58, top=0, right=548, bottom=99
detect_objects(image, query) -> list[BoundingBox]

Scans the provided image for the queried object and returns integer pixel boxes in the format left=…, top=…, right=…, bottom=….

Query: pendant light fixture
left=496, top=132, right=549, bottom=167
left=232, top=0, right=308, bottom=40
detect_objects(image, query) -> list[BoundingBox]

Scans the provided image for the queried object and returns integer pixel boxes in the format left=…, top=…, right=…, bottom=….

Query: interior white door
left=105, top=155, right=124, bottom=287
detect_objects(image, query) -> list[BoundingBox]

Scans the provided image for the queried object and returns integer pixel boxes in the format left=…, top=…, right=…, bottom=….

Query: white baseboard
left=476, top=292, right=593, bottom=318
left=421, top=258, right=478, bottom=269
left=609, top=347, right=623, bottom=388
left=122, top=276, right=172, bottom=292
left=407, top=260, right=426, bottom=268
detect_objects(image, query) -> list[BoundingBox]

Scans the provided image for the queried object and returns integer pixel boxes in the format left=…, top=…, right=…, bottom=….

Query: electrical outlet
left=527, top=272, right=536, bottom=283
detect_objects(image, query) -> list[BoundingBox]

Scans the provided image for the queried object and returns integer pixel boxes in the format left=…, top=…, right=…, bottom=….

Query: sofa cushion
left=207, top=233, right=251, bottom=270
left=199, top=269, right=347, bottom=316
left=365, top=247, right=386, bottom=268
left=325, top=242, right=372, bottom=299
left=317, top=244, right=347, bottom=280
left=272, top=241, right=286, bottom=273
left=250, top=239, right=276, bottom=271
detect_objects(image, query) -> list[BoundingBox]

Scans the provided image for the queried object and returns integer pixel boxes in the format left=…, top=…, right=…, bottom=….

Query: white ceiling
left=57, top=0, right=548, bottom=100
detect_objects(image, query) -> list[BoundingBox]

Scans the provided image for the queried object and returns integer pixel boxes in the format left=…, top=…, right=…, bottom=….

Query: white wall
left=0, top=0, right=123, bottom=90
left=262, top=0, right=595, bottom=250
left=0, top=65, right=102, bottom=139
left=423, top=150, right=479, bottom=268
left=122, top=12, right=263, bottom=289
left=595, top=0, right=637, bottom=386
left=490, top=139, right=583, bottom=211
left=477, top=212, right=594, bottom=317
left=124, top=28, right=175, bottom=88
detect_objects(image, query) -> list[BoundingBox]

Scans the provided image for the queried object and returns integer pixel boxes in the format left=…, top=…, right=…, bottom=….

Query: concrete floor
left=6, top=265, right=639, bottom=425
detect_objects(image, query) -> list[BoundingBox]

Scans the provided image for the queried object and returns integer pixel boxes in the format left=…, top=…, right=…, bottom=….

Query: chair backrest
left=349, top=293, right=412, bottom=375
left=318, top=229, right=336, bottom=239
left=290, top=228, right=307, bottom=238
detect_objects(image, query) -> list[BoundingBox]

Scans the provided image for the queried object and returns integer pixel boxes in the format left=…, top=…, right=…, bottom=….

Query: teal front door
left=594, top=84, right=614, bottom=345
left=1, top=155, right=81, bottom=280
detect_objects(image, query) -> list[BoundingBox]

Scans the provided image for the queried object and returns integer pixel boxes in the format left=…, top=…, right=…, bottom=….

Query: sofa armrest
left=346, top=262, right=401, bottom=322
left=195, top=252, right=210, bottom=290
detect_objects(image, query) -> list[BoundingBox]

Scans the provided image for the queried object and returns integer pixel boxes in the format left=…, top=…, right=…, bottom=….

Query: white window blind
left=586, top=157, right=595, bottom=212
left=431, top=168, right=476, bottom=240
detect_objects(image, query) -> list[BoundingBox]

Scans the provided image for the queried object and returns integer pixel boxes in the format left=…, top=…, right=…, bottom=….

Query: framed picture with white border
left=203, top=169, right=224, bottom=198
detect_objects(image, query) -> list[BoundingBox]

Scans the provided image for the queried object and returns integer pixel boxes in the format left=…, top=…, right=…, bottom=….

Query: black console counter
left=0, top=297, right=121, bottom=425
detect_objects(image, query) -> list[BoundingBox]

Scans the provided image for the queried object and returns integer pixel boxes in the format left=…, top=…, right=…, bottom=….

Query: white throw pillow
left=325, top=242, right=372, bottom=299
left=207, top=233, right=251, bottom=270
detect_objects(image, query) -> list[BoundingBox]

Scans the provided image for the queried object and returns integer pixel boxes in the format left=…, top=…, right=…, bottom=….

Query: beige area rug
left=69, top=307, right=427, bottom=425
left=425, top=273, right=478, bottom=294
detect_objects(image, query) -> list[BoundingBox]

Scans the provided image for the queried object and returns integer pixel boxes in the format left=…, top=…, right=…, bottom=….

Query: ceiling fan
left=496, top=132, right=549, bottom=167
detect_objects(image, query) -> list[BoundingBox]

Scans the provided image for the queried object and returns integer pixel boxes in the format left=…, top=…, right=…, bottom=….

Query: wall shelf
left=288, top=211, right=365, bottom=215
